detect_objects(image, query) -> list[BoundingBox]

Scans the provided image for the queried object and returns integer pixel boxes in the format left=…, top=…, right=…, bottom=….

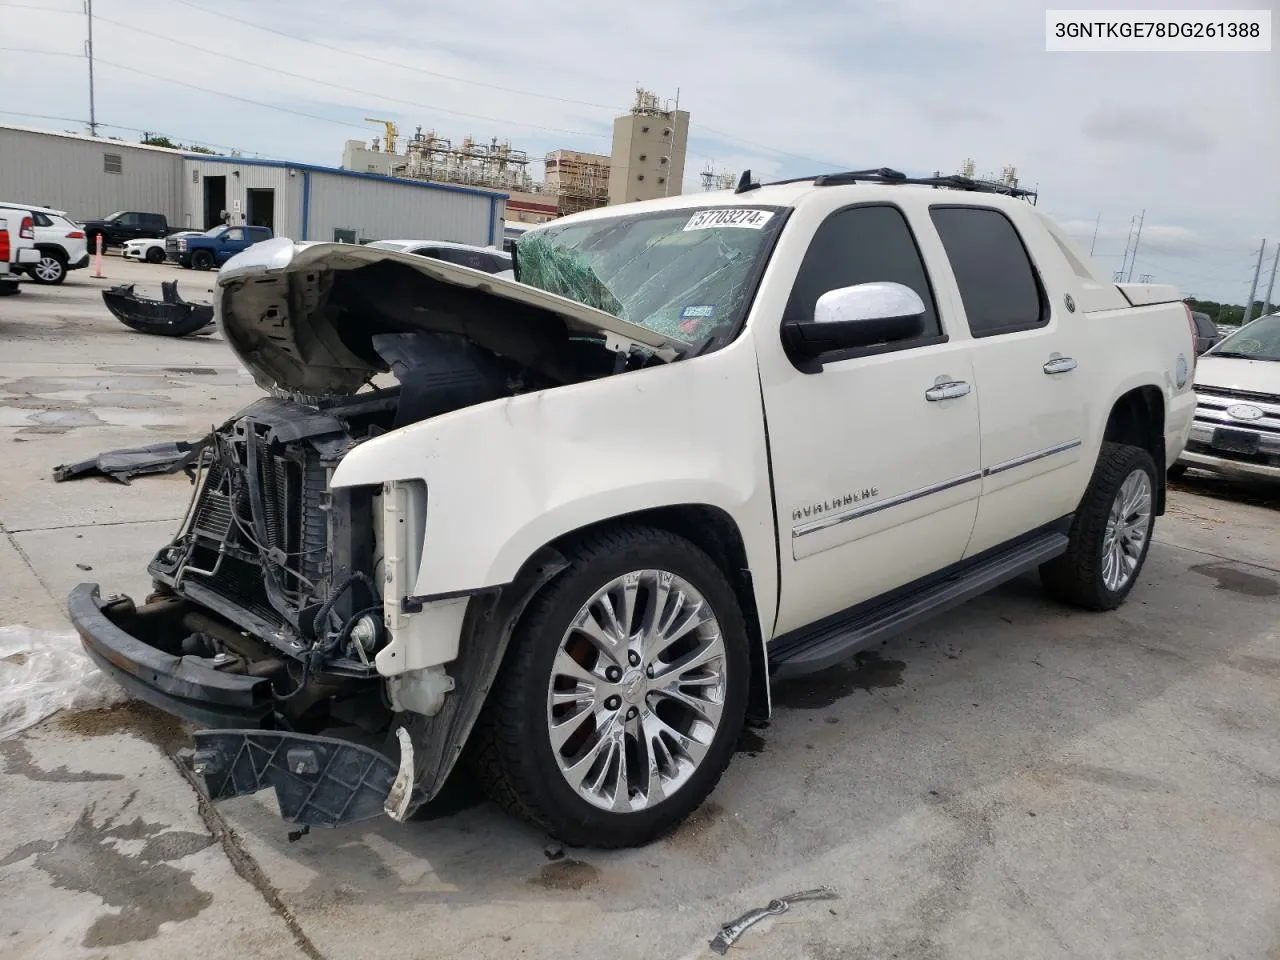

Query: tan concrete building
left=544, top=149, right=611, bottom=216
left=607, top=89, right=689, bottom=205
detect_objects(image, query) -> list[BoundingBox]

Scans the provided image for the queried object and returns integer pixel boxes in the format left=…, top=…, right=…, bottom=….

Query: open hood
left=215, top=238, right=686, bottom=396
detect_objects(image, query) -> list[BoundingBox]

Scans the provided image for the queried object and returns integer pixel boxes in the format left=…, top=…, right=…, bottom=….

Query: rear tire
left=191, top=250, right=214, bottom=271
left=1040, top=442, right=1157, bottom=611
left=0, top=281, right=20, bottom=296
left=470, top=525, right=750, bottom=848
left=145, top=247, right=165, bottom=264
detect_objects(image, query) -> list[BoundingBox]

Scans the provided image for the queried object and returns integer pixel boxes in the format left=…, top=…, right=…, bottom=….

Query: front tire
left=145, top=247, right=165, bottom=264
left=1041, top=442, right=1157, bottom=611
left=471, top=526, right=750, bottom=848
left=190, top=250, right=214, bottom=271
left=30, top=253, right=66, bottom=285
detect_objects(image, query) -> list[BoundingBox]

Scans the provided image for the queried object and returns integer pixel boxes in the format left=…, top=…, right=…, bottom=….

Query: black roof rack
left=735, top=167, right=1038, bottom=203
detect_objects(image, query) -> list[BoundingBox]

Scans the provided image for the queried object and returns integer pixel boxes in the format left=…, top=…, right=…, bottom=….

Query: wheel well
left=1103, top=386, right=1166, bottom=514
left=543, top=505, right=771, bottom=724
left=33, top=244, right=66, bottom=260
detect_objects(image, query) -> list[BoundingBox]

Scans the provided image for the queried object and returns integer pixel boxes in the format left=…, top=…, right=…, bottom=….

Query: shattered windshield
left=515, top=206, right=785, bottom=346
left=1208, top=313, right=1280, bottom=361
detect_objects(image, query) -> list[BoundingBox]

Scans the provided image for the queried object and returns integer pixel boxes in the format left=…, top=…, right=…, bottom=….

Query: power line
left=4, top=0, right=852, bottom=173
left=166, top=0, right=619, bottom=112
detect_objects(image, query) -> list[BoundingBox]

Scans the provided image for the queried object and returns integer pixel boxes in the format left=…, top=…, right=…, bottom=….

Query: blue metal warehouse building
left=0, top=124, right=508, bottom=247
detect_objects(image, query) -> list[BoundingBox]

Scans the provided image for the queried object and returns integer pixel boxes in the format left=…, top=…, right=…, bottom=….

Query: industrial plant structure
left=341, top=87, right=689, bottom=224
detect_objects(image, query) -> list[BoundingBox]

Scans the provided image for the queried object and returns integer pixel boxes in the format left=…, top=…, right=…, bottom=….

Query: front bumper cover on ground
left=68, top=582, right=273, bottom=728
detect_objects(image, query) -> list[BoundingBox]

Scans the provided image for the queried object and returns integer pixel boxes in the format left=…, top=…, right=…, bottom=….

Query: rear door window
left=930, top=206, right=1048, bottom=337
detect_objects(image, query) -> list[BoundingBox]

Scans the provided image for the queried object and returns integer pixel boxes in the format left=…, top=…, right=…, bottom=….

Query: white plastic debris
left=0, top=625, right=129, bottom=741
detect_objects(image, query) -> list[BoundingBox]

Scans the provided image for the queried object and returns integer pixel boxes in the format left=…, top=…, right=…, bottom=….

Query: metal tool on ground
left=708, top=886, right=838, bottom=954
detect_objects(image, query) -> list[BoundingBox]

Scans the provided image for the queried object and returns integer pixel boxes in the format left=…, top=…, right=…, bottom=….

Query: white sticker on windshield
left=683, top=209, right=774, bottom=231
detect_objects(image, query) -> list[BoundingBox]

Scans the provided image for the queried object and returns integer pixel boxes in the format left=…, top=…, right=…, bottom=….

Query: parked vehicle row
left=0, top=202, right=88, bottom=285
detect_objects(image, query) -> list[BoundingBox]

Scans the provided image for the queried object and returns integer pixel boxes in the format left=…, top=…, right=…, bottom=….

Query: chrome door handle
left=925, top=380, right=971, bottom=402
left=1043, top=357, right=1078, bottom=375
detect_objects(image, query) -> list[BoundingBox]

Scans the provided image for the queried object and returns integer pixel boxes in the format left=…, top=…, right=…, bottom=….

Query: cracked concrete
left=1, top=259, right=1278, bottom=959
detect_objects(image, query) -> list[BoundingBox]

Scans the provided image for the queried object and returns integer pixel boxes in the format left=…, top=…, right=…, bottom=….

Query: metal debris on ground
left=708, top=886, right=838, bottom=954
left=544, top=842, right=565, bottom=861
left=53, top=439, right=207, bottom=484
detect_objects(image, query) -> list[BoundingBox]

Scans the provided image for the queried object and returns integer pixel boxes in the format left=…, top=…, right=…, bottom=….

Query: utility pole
left=1242, top=240, right=1266, bottom=326
left=664, top=87, right=680, bottom=198
left=1126, top=208, right=1146, bottom=283
left=85, top=0, right=97, bottom=136
left=1090, top=212, right=1101, bottom=256
left=1118, top=214, right=1136, bottom=280
left=1262, top=242, right=1279, bottom=317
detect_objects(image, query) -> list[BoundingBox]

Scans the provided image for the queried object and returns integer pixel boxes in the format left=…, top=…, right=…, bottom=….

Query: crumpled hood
left=214, top=238, right=684, bottom=395
left=1194, top=355, right=1280, bottom=397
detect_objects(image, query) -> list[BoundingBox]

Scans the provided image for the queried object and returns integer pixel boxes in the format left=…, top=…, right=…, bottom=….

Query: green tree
left=140, top=133, right=223, bottom=156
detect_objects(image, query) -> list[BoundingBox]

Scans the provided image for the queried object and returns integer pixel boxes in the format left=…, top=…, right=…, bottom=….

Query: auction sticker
left=684, top=209, right=774, bottom=231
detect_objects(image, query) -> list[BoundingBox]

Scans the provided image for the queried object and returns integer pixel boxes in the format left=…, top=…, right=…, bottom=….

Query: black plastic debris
left=53, top=439, right=206, bottom=485
left=102, top=280, right=215, bottom=337
left=709, top=887, right=838, bottom=954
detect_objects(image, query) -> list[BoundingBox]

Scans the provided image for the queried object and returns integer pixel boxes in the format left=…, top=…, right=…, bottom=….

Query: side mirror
left=782, top=282, right=927, bottom=367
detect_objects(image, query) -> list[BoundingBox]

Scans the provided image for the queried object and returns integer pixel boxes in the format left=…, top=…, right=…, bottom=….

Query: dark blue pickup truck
left=167, top=225, right=273, bottom=270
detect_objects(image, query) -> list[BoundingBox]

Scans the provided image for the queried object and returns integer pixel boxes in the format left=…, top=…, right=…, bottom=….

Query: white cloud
left=1, top=0, right=1275, bottom=302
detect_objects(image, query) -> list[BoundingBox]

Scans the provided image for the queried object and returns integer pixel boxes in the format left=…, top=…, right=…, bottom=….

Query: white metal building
left=0, top=124, right=185, bottom=223
left=0, top=125, right=507, bottom=247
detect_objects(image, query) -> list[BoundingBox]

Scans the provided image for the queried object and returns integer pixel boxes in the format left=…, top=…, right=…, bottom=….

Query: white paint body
left=231, top=183, right=1197, bottom=689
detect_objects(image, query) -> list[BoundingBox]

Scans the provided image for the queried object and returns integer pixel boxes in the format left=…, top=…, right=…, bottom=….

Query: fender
left=330, top=335, right=781, bottom=640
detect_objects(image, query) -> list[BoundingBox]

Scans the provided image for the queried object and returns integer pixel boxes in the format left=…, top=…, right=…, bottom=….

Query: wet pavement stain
left=85, top=392, right=169, bottom=409
left=25, top=409, right=105, bottom=429
left=0, top=739, right=123, bottom=783
left=0, top=804, right=213, bottom=948
left=1226, top=655, right=1280, bottom=680
left=2, top=375, right=170, bottom=394
left=1190, top=563, right=1279, bottom=598
left=55, top=702, right=189, bottom=754
left=771, top=650, right=907, bottom=710
left=531, top=859, right=599, bottom=891
left=735, top=727, right=767, bottom=757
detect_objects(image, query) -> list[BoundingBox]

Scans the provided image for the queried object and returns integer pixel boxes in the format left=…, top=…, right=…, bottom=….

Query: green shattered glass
left=515, top=208, right=781, bottom=347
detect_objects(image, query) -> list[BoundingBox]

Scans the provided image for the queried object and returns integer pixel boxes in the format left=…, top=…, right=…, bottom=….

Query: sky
left=1, top=0, right=1276, bottom=305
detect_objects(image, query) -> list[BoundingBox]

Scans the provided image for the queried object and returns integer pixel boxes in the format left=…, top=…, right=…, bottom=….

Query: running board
left=768, top=531, right=1069, bottom=679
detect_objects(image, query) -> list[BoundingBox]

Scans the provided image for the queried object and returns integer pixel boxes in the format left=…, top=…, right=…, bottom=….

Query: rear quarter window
left=930, top=206, right=1048, bottom=338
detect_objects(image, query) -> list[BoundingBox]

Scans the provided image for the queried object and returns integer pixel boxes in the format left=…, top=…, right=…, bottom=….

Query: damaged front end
left=71, top=239, right=681, bottom=827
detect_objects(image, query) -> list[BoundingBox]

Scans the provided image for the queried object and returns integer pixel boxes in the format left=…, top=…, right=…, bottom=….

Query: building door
left=246, top=189, right=275, bottom=232
left=202, top=176, right=227, bottom=229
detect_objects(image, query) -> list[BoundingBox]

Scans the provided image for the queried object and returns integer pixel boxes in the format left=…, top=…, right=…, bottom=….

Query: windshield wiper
left=1209, top=350, right=1271, bottom=360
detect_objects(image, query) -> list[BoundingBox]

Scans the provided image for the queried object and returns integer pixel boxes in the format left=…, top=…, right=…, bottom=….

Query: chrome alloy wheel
left=546, top=569, right=727, bottom=813
left=1102, top=468, right=1152, bottom=592
left=32, top=256, right=64, bottom=283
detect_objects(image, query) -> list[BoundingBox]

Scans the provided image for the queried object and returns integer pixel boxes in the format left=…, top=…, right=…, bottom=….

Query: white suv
left=0, top=202, right=90, bottom=285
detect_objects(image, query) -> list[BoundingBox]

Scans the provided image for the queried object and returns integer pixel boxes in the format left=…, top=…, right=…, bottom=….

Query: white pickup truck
left=71, top=170, right=1197, bottom=848
left=0, top=208, right=39, bottom=295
